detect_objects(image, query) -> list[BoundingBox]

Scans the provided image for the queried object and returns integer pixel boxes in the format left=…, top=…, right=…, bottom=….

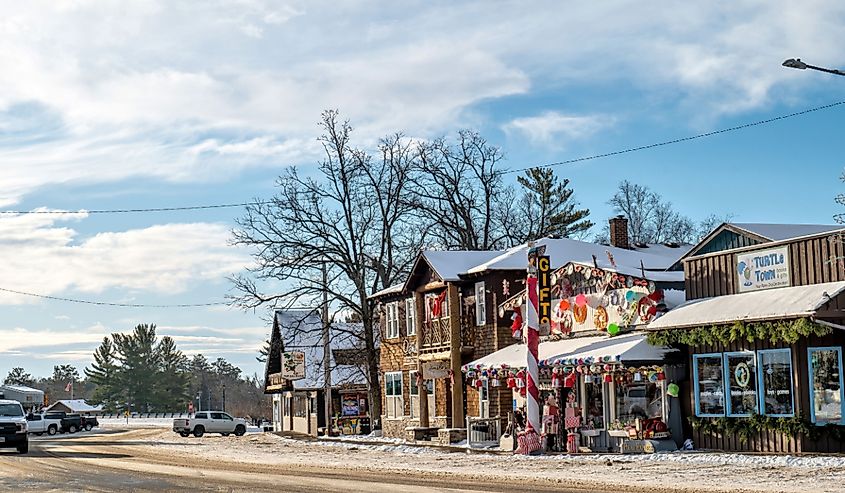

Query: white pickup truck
left=173, top=411, right=248, bottom=438
left=25, top=412, right=63, bottom=436
left=0, top=400, right=28, bottom=454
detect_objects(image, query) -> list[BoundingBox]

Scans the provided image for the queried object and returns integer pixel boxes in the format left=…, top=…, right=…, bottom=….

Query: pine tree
left=154, top=336, right=190, bottom=410
left=3, top=367, right=34, bottom=386
left=511, top=168, right=593, bottom=243
left=113, top=324, right=161, bottom=412
left=85, top=337, right=121, bottom=411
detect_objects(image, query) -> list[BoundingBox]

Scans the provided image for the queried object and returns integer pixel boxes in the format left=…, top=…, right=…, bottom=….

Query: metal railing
left=466, top=416, right=505, bottom=449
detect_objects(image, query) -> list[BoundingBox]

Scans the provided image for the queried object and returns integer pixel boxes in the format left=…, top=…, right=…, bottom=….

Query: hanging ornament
left=551, top=370, right=561, bottom=388
left=603, top=374, right=613, bottom=383
left=633, top=372, right=642, bottom=382
left=563, top=371, right=577, bottom=388
left=511, top=306, right=523, bottom=339
left=667, top=383, right=680, bottom=398
left=516, top=370, right=526, bottom=388
left=502, top=279, right=510, bottom=297
left=507, top=376, right=516, bottom=389
left=491, top=378, right=500, bottom=387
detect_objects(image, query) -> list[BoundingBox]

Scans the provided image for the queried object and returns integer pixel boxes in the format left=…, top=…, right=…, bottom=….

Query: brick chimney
left=609, top=215, right=630, bottom=249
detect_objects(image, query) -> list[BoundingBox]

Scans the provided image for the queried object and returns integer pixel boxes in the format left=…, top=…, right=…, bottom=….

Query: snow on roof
left=0, top=384, right=43, bottom=394
left=422, top=250, right=505, bottom=281
left=631, top=243, right=693, bottom=265
left=369, top=283, right=405, bottom=299
left=463, top=332, right=675, bottom=370
left=648, top=281, right=845, bottom=331
left=731, top=223, right=845, bottom=242
left=275, top=310, right=368, bottom=389
left=46, top=399, right=102, bottom=413
left=467, top=238, right=680, bottom=275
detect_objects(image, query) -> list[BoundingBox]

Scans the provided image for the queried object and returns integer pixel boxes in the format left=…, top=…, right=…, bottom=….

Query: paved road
left=0, top=429, right=589, bottom=493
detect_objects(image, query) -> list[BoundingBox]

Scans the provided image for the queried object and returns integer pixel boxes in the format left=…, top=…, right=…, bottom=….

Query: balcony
left=419, top=316, right=476, bottom=354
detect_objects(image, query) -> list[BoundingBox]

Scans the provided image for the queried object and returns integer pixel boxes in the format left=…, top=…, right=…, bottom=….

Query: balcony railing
left=420, top=316, right=476, bottom=352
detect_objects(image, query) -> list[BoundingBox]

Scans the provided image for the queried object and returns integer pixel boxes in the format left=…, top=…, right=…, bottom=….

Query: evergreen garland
left=647, top=318, right=831, bottom=348
left=687, top=414, right=844, bottom=443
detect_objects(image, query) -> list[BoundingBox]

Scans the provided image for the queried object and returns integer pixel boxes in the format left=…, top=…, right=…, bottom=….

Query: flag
left=65, top=382, right=72, bottom=392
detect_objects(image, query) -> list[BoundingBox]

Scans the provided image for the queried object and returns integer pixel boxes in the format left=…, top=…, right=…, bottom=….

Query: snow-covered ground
left=99, top=417, right=262, bottom=433
left=141, top=429, right=845, bottom=493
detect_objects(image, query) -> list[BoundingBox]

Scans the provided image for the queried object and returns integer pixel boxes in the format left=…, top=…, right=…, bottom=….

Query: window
left=725, top=352, right=758, bottom=416
left=293, top=395, right=308, bottom=418
left=693, top=354, right=725, bottom=416
left=405, top=298, right=416, bottom=336
left=385, top=372, right=404, bottom=419
left=479, top=379, right=489, bottom=418
left=194, top=412, right=208, bottom=420
left=758, top=349, right=794, bottom=417
left=210, top=412, right=224, bottom=420
left=284, top=397, right=291, bottom=418
left=385, top=302, right=400, bottom=339
left=409, top=371, right=435, bottom=419
left=273, top=399, right=281, bottom=424
left=425, top=291, right=448, bottom=321
left=583, top=380, right=605, bottom=429
left=809, top=347, right=844, bottom=425
left=614, top=382, right=664, bottom=425
left=475, top=282, right=486, bottom=326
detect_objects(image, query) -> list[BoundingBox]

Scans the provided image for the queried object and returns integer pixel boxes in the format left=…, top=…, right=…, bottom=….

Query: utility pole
left=321, top=262, right=333, bottom=436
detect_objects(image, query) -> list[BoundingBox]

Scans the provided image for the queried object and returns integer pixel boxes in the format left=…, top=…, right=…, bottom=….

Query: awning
left=462, top=332, right=675, bottom=371
left=647, top=281, right=845, bottom=331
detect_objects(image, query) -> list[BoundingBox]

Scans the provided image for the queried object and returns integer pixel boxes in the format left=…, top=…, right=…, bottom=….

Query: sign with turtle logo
left=736, top=246, right=790, bottom=293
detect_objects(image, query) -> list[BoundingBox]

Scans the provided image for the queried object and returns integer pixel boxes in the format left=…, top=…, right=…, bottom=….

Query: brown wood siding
left=685, top=234, right=845, bottom=299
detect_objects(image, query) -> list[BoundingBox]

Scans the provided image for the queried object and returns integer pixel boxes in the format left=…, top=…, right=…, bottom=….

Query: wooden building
left=648, top=223, right=845, bottom=453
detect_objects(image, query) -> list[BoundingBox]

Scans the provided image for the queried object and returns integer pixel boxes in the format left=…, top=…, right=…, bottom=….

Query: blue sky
left=1, top=1, right=844, bottom=380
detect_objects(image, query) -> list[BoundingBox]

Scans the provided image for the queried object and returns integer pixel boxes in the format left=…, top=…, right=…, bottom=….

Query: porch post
left=448, top=283, right=465, bottom=429
left=415, top=291, right=429, bottom=427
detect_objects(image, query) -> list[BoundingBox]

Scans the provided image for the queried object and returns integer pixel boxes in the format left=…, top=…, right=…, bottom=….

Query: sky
left=1, top=1, right=845, bottom=380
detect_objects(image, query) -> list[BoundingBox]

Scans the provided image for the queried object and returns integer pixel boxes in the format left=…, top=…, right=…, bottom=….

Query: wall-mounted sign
left=265, top=372, right=289, bottom=392
left=537, top=255, right=551, bottom=335
left=736, top=246, right=790, bottom=293
left=281, top=351, right=306, bottom=380
left=421, top=360, right=450, bottom=379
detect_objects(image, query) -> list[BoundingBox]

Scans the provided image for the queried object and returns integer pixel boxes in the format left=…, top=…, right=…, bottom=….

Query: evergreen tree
left=113, top=324, right=161, bottom=412
left=508, top=168, right=593, bottom=243
left=3, top=367, right=34, bottom=386
left=84, top=337, right=122, bottom=411
left=154, top=336, right=190, bottom=410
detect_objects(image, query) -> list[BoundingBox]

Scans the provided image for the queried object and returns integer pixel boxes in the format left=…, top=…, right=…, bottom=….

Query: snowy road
left=1, top=428, right=844, bottom=492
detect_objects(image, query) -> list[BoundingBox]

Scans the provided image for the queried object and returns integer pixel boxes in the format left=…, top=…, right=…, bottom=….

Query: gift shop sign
left=281, top=351, right=306, bottom=380
left=536, top=255, right=551, bottom=335
left=736, top=246, right=790, bottom=293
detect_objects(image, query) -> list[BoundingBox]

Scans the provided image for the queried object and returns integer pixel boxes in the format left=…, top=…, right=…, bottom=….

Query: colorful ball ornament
left=667, top=383, right=680, bottom=398
left=575, top=293, right=587, bottom=307
left=607, top=323, right=620, bottom=336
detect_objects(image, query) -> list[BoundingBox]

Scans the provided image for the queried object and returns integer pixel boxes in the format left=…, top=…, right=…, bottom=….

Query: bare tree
left=413, top=130, right=511, bottom=250
left=230, top=111, right=422, bottom=424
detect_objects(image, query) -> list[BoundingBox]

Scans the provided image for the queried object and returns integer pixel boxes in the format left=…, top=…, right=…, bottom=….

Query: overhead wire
left=0, top=201, right=269, bottom=215
left=0, top=286, right=227, bottom=308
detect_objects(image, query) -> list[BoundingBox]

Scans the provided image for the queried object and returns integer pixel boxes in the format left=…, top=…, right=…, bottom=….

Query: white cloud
left=0, top=215, right=248, bottom=303
left=504, top=112, right=613, bottom=148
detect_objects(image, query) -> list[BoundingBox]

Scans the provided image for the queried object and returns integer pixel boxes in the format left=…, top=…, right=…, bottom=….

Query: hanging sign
left=281, top=351, right=306, bottom=380
left=736, top=246, right=790, bottom=293
left=537, top=255, right=551, bottom=335
left=421, top=360, right=450, bottom=379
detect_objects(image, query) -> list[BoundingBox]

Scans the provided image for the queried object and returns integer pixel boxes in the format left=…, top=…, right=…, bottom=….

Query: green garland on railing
left=687, top=414, right=845, bottom=443
left=647, top=318, right=831, bottom=348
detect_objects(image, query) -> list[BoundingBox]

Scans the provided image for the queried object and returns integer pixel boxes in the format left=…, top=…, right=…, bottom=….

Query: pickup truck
left=173, top=411, right=247, bottom=437
left=41, top=411, right=83, bottom=433
left=25, top=412, right=63, bottom=436
left=0, top=400, right=28, bottom=454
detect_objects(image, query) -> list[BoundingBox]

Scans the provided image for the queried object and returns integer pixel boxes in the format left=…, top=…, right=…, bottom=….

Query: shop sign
left=537, top=255, right=551, bottom=335
left=421, top=360, right=450, bottom=379
left=736, top=246, right=790, bottom=293
left=281, top=351, right=306, bottom=380
left=265, top=372, right=289, bottom=392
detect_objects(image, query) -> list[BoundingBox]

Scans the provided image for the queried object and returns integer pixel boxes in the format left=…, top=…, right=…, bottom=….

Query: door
left=26, top=414, right=43, bottom=433
left=209, top=412, right=226, bottom=432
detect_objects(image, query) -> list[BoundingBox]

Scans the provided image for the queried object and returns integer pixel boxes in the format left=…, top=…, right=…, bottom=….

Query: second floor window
left=475, top=282, right=486, bottom=326
left=385, top=302, right=399, bottom=339
left=405, top=298, right=416, bottom=336
left=425, top=291, right=448, bottom=321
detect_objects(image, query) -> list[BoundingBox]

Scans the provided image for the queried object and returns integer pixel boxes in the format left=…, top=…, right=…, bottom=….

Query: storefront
left=647, top=223, right=845, bottom=453
left=469, top=260, right=686, bottom=452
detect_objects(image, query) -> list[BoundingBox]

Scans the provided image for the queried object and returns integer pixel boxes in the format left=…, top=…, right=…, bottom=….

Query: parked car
left=80, top=415, right=99, bottom=431
left=25, top=412, right=63, bottom=436
left=173, top=411, right=248, bottom=438
left=0, top=400, right=28, bottom=454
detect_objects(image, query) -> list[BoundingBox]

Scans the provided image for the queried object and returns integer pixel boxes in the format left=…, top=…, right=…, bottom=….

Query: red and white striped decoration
left=525, top=276, right=541, bottom=436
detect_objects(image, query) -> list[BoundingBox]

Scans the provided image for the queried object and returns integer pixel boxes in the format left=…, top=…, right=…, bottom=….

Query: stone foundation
left=436, top=428, right=467, bottom=445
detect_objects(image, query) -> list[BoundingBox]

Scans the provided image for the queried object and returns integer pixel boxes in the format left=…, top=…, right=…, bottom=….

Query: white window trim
left=405, top=298, right=416, bottom=336
left=385, top=302, right=400, bottom=339
left=384, top=371, right=404, bottom=419
left=475, top=282, right=486, bottom=326
left=479, top=379, right=490, bottom=418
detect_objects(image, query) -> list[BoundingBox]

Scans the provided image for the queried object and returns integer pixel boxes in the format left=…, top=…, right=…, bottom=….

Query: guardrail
left=466, top=416, right=505, bottom=449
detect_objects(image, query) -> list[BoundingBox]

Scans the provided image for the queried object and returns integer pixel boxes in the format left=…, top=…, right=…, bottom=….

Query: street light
left=782, top=58, right=845, bottom=77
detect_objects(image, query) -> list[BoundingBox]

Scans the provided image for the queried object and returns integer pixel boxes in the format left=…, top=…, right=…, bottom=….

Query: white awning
left=463, top=332, right=674, bottom=371
left=647, top=281, right=845, bottom=331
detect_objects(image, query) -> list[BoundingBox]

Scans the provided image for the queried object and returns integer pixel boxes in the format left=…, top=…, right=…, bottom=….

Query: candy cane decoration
left=525, top=276, right=541, bottom=436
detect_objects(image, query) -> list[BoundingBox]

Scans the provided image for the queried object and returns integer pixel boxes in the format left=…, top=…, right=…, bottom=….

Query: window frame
left=384, top=371, right=404, bottom=419
left=807, top=346, right=845, bottom=426
left=385, top=302, right=400, bottom=339
left=405, top=298, right=416, bottom=337
left=475, top=282, right=486, bottom=326
left=479, top=378, right=489, bottom=418
left=693, top=352, right=727, bottom=417
left=723, top=350, right=758, bottom=417
left=757, top=348, right=795, bottom=418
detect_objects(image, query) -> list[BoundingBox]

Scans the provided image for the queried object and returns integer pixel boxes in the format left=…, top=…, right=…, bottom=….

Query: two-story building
left=648, top=223, right=845, bottom=453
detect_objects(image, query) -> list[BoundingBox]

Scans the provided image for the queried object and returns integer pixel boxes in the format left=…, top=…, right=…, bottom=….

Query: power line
left=504, top=99, right=845, bottom=174
left=0, top=286, right=227, bottom=308
left=0, top=201, right=269, bottom=215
